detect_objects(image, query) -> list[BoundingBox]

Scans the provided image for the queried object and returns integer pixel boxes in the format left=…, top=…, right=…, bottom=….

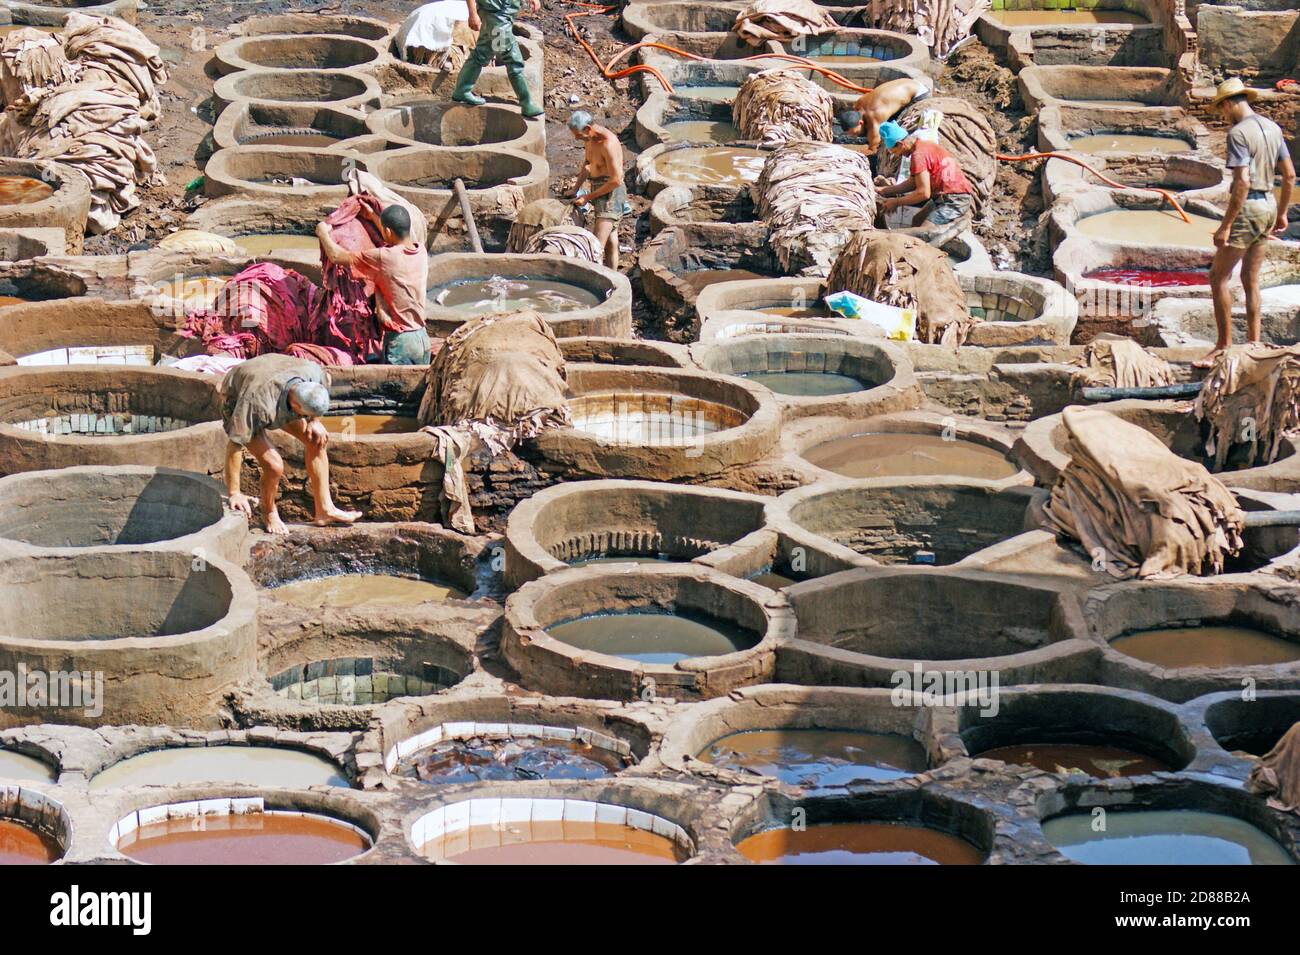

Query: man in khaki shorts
left=1197, top=78, right=1295, bottom=368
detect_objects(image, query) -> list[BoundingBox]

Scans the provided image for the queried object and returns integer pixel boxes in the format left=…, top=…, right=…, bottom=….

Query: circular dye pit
left=546, top=610, right=760, bottom=664
left=742, top=371, right=866, bottom=397
left=117, top=810, right=371, bottom=865
left=402, top=736, right=630, bottom=784
left=737, top=822, right=984, bottom=865
left=320, top=414, right=420, bottom=436
left=700, top=729, right=928, bottom=786
left=422, top=819, right=687, bottom=864
left=1068, top=133, right=1192, bottom=155
left=238, top=130, right=342, bottom=149
left=568, top=391, right=747, bottom=442
left=1042, top=811, right=1293, bottom=865
left=431, top=276, right=601, bottom=315
left=1082, top=268, right=1209, bottom=287
left=0, top=819, right=61, bottom=865
left=1110, top=624, right=1300, bottom=669
left=803, top=432, right=1019, bottom=480
left=676, top=267, right=771, bottom=295
left=0, top=749, right=56, bottom=782
left=673, top=85, right=740, bottom=103
left=234, top=233, right=322, bottom=257
left=988, top=10, right=1148, bottom=26
left=976, top=743, right=1169, bottom=778
left=1076, top=209, right=1220, bottom=249
left=271, top=657, right=463, bottom=704
left=662, top=120, right=740, bottom=144
left=653, top=147, right=766, bottom=188
left=270, top=573, right=467, bottom=608
left=90, top=746, right=350, bottom=790
left=0, top=175, right=55, bottom=205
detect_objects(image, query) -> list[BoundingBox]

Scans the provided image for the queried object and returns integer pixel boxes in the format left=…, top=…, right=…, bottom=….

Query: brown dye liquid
left=240, top=132, right=341, bottom=148
left=547, top=611, right=758, bottom=665
left=743, top=371, right=866, bottom=396
left=738, top=822, right=984, bottom=865
left=677, top=268, right=768, bottom=294
left=0, top=819, right=60, bottom=864
left=271, top=573, right=466, bottom=608
left=1070, top=133, right=1191, bottom=154
left=154, top=276, right=229, bottom=305
left=755, top=304, right=832, bottom=318
left=0, top=295, right=32, bottom=308
left=1076, top=209, right=1220, bottom=248
left=1110, top=625, right=1300, bottom=668
left=977, top=742, right=1169, bottom=778
left=236, top=233, right=322, bottom=257
left=433, top=277, right=601, bottom=314
left=700, top=729, right=928, bottom=786
left=804, top=432, right=1018, bottom=480
left=425, top=820, right=686, bottom=864
left=90, top=746, right=350, bottom=790
left=321, top=414, right=420, bottom=436
left=654, top=147, right=766, bottom=187
left=1068, top=99, right=1152, bottom=108
left=989, top=10, right=1147, bottom=25
left=673, top=85, right=739, bottom=102
left=749, top=570, right=798, bottom=589
left=662, top=120, right=741, bottom=144
left=120, top=812, right=369, bottom=864
left=0, top=175, right=54, bottom=205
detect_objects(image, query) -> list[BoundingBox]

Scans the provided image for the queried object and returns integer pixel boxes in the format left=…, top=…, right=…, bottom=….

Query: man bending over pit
left=837, top=77, right=931, bottom=155
left=566, top=110, right=626, bottom=270
left=223, top=353, right=361, bottom=535
left=874, top=121, right=974, bottom=243
left=317, top=204, right=432, bottom=365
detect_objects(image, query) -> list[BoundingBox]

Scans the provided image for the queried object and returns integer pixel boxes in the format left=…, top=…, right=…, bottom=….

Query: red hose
left=996, top=151, right=1192, bottom=223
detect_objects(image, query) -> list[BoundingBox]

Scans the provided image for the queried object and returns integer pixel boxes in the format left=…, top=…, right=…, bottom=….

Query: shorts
left=590, top=183, right=628, bottom=223
left=923, top=191, right=973, bottom=227
left=383, top=327, right=432, bottom=365
left=1227, top=195, right=1277, bottom=249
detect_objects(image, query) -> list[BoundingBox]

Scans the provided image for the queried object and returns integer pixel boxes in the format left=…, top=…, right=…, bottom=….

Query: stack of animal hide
left=733, top=67, right=835, bottom=147
left=855, top=0, right=990, bottom=57
left=1077, top=334, right=1178, bottom=389
left=733, top=0, right=838, bottom=45
left=522, top=224, right=603, bottom=263
left=1194, top=343, right=1300, bottom=471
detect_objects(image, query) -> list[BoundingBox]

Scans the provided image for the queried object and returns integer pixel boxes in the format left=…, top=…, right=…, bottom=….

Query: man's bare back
left=853, top=78, right=927, bottom=152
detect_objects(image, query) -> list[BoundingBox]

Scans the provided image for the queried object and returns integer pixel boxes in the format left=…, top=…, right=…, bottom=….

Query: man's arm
left=316, top=221, right=359, bottom=268
left=466, top=0, right=481, bottom=32
left=882, top=171, right=930, bottom=208
left=1215, top=166, right=1250, bottom=247
left=580, top=142, right=624, bottom=202
left=224, top=440, right=252, bottom=516
left=1275, top=152, right=1295, bottom=234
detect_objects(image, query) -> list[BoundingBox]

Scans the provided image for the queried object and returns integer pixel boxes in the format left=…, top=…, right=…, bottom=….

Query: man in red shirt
left=316, top=204, right=432, bottom=364
left=874, top=121, right=975, bottom=243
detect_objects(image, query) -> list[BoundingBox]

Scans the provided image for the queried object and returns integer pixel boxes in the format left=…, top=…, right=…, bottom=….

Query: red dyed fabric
left=317, top=193, right=386, bottom=363
left=180, top=262, right=336, bottom=361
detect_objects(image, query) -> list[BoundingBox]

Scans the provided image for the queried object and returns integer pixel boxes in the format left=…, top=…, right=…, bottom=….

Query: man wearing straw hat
left=1195, top=78, right=1295, bottom=368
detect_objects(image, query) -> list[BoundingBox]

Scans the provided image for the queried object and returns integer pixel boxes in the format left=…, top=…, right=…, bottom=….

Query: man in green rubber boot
left=452, top=0, right=544, bottom=118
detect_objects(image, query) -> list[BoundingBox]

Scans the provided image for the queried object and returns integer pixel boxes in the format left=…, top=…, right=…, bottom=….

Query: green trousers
left=464, top=11, right=525, bottom=77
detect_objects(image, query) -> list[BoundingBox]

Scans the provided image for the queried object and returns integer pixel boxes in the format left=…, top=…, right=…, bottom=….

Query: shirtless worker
left=452, top=0, right=543, bottom=118
left=1195, top=77, right=1295, bottom=369
left=316, top=204, right=432, bottom=365
left=837, top=76, right=931, bottom=155
left=222, top=353, right=361, bottom=535
left=566, top=110, right=626, bottom=270
left=874, top=121, right=975, bottom=242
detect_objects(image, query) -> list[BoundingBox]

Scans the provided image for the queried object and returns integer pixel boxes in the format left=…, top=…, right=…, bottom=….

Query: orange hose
left=564, top=6, right=677, bottom=95
left=996, top=151, right=1192, bottom=224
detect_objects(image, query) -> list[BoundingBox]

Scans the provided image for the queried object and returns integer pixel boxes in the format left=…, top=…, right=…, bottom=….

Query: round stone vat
left=425, top=253, right=631, bottom=338
left=0, top=550, right=257, bottom=727
left=365, top=101, right=544, bottom=156
left=1197, top=690, right=1300, bottom=762
left=1036, top=778, right=1298, bottom=865
left=0, top=365, right=226, bottom=477
left=731, top=788, right=991, bottom=864
left=384, top=23, right=544, bottom=106
left=212, top=69, right=383, bottom=115
left=621, top=2, right=746, bottom=41
left=1017, top=65, right=1179, bottom=114
left=532, top=365, right=782, bottom=482
left=0, top=466, right=244, bottom=559
left=780, top=567, right=1094, bottom=688
left=958, top=272, right=1077, bottom=347
left=957, top=685, right=1192, bottom=778
left=694, top=334, right=920, bottom=420
left=4, top=0, right=136, bottom=25
left=90, top=743, right=351, bottom=790
left=0, top=744, right=57, bottom=781
left=1050, top=189, right=1225, bottom=254
left=772, top=480, right=1044, bottom=567
left=183, top=194, right=339, bottom=264
left=1086, top=579, right=1300, bottom=702
left=0, top=158, right=92, bottom=254
left=649, top=183, right=756, bottom=233
left=635, top=96, right=743, bottom=152
left=660, top=684, right=955, bottom=784
left=1045, top=153, right=1225, bottom=206
left=779, top=28, right=929, bottom=75
left=1037, top=104, right=1206, bottom=158
left=558, top=337, right=687, bottom=369
left=409, top=794, right=694, bottom=864
left=503, top=564, right=792, bottom=701
left=636, top=141, right=769, bottom=198
left=0, top=787, right=69, bottom=865
left=269, top=653, right=468, bottom=708
left=0, top=297, right=202, bottom=367
left=111, top=797, right=375, bottom=865
left=211, top=101, right=369, bottom=152
left=203, top=146, right=361, bottom=200
left=214, top=34, right=384, bottom=76
left=502, top=479, right=771, bottom=589
left=235, top=13, right=392, bottom=43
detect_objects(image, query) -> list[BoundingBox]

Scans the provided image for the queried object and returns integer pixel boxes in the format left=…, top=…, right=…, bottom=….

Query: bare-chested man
left=566, top=110, right=625, bottom=270
left=837, top=77, right=932, bottom=154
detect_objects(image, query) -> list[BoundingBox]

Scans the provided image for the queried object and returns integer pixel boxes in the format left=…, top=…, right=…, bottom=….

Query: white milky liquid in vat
left=1076, top=209, right=1220, bottom=249
left=0, top=749, right=56, bottom=782
left=18, top=344, right=154, bottom=366
left=1069, top=133, right=1192, bottom=154
left=432, top=277, right=601, bottom=314
left=568, top=392, right=746, bottom=442
left=654, top=147, right=766, bottom=187
left=1042, top=811, right=1294, bottom=865
left=90, top=746, right=350, bottom=790
left=662, top=120, right=741, bottom=144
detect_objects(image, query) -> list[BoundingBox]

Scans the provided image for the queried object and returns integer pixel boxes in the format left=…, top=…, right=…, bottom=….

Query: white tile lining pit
left=384, top=722, right=634, bottom=774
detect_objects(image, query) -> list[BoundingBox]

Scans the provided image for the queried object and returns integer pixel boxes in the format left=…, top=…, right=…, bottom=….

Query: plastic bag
left=825, top=290, right=916, bottom=341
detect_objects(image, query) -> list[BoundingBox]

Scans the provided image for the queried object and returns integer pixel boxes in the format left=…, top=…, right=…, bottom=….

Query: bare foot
left=264, top=513, right=290, bottom=535
left=312, top=508, right=361, bottom=527
left=1192, top=348, right=1224, bottom=370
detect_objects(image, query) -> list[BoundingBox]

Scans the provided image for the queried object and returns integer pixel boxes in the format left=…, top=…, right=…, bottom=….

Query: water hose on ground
left=995, top=151, right=1192, bottom=223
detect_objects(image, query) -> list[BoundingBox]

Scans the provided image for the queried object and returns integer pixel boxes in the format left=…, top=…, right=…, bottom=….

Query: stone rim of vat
left=213, top=33, right=386, bottom=77
left=1030, top=775, right=1300, bottom=865
left=1043, top=152, right=1228, bottom=209
left=0, top=296, right=194, bottom=366
left=1182, top=689, right=1300, bottom=782
left=364, top=101, right=545, bottom=157
left=691, top=333, right=924, bottom=421
left=424, top=252, right=632, bottom=339
left=648, top=182, right=757, bottom=234
left=1037, top=104, right=1210, bottom=158
left=657, top=683, right=965, bottom=779
left=1145, top=281, right=1300, bottom=349
left=108, top=794, right=378, bottom=865
left=3, top=0, right=136, bottom=27
left=128, top=249, right=325, bottom=309
left=634, top=140, right=772, bottom=200
left=0, top=550, right=258, bottom=727
left=211, top=68, right=384, bottom=118
left=0, top=157, right=93, bottom=255
left=0, top=737, right=60, bottom=781
left=778, top=565, right=1097, bottom=686
left=1016, top=64, right=1180, bottom=115
left=361, top=146, right=550, bottom=228
left=210, top=100, right=371, bottom=153
left=0, top=365, right=227, bottom=476
left=0, top=465, right=247, bottom=561
left=976, top=0, right=1163, bottom=38
left=501, top=478, right=775, bottom=590
left=404, top=788, right=698, bottom=863
left=1082, top=577, right=1300, bottom=704
left=232, top=13, right=394, bottom=44
left=1048, top=187, right=1227, bottom=256
left=957, top=270, right=1080, bottom=347
left=182, top=193, right=341, bottom=264
left=202, top=144, right=369, bottom=200
left=621, top=1, right=747, bottom=42
left=558, top=336, right=690, bottom=369
left=0, top=785, right=70, bottom=863
left=531, top=364, right=783, bottom=482
left=786, top=410, right=1032, bottom=489
left=502, top=563, right=793, bottom=702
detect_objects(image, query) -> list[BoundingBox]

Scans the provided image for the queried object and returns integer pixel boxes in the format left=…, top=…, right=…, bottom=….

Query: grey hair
left=289, top=380, right=331, bottom=418
left=568, top=110, right=593, bottom=133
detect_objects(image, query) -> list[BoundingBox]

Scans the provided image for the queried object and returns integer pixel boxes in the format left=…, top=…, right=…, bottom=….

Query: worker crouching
left=874, top=121, right=974, bottom=243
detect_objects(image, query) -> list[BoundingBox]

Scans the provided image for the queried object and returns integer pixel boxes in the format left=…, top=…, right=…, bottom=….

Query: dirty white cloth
left=733, top=0, right=838, bottom=45
left=522, top=224, right=603, bottom=263
left=423, top=424, right=476, bottom=533
left=1194, top=343, right=1300, bottom=472
left=166, top=353, right=244, bottom=376
left=159, top=229, right=241, bottom=256
left=1247, top=721, right=1300, bottom=812
left=733, top=68, right=835, bottom=147
left=395, top=0, right=476, bottom=71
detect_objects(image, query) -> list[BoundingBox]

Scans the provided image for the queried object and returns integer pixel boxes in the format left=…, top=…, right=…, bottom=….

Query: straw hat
left=1209, top=77, right=1260, bottom=107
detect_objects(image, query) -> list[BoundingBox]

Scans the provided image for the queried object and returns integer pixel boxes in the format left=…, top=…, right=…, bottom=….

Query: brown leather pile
left=733, top=67, right=835, bottom=147
left=856, top=0, right=990, bottom=57
left=827, top=230, right=975, bottom=345
left=1247, top=722, right=1300, bottom=813
left=874, top=95, right=996, bottom=215
left=1042, top=406, right=1245, bottom=579
left=1194, top=343, right=1300, bottom=471
left=522, top=225, right=603, bottom=263
left=506, top=198, right=571, bottom=252
left=733, top=0, right=838, bottom=45
left=1078, top=334, right=1178, bottom=389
